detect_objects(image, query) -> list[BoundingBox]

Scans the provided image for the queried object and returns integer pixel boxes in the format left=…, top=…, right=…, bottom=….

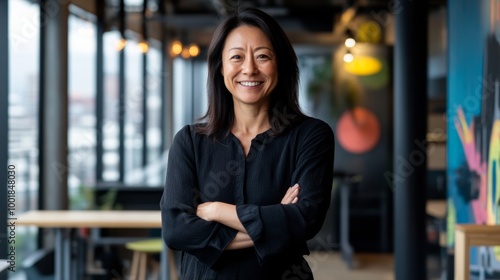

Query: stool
left=125, top=239, right=178, bottom=280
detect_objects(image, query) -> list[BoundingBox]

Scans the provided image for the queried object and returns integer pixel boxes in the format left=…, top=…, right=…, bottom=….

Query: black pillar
left=40, top=0, right=69, bottom=211
left=394, top=1, right=428, bottom=279
left=0, top=1, right=8, bottom=279
left=95, top=0, right=104, bottom=182
left=118, top=0, right=126, bottom=182
left=159, top=0, right=173, bottom=151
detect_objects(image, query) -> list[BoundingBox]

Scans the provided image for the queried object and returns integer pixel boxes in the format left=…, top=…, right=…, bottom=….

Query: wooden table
left=17, top=210, right=168, bottom=280
left=455, top=224, right=500, bottom=280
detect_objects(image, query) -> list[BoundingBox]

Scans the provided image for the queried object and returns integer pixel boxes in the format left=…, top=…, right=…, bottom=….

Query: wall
left=297, top=17, right=393, bottom=251
left=448, top=0, right=500, bottom=277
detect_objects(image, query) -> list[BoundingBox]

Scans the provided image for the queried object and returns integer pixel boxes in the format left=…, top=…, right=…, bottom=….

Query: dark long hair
left=195, top=7, right=306, bottom=139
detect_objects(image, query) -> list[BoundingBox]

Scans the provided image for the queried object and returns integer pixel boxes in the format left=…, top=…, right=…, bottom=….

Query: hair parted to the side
left=195, top=7, right=306, bottom=139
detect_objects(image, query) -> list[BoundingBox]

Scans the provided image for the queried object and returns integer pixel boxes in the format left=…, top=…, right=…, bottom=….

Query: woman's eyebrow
left=226, top=46, right=274, bottom=52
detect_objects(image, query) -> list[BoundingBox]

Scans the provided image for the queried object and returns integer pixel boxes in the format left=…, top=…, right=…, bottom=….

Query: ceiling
left=71, top=0, right=446, bottom=46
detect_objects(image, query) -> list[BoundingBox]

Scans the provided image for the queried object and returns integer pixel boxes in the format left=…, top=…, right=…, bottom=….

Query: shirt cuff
left=193, top=225, right=238, bottom=268
left=236, top=204, right=263, bottom=242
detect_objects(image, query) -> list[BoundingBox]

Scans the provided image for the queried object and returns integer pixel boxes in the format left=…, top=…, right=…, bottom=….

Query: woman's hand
left=281, top=184, right=300, bottom=204
left=226, top=232, right=254, bottom=250
left=196, top=202, right=218, bottom=222
left=196, top=202, right=247, bottom=233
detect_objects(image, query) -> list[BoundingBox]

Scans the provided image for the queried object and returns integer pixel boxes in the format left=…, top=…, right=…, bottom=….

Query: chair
left=125, top=238, right=178, bottom=280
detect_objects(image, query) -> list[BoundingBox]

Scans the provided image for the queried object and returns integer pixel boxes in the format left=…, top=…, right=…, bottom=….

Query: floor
left=8, top=251, right=444, bottom=280
left=306, top=251, right=443, bottom=280
left=306, top=252, right=394, bottom=280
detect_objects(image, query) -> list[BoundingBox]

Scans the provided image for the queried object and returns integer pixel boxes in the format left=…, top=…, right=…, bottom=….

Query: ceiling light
left=115, top=38, right=127, bottom=51
left=344, top=55, right=383, bottom=76
left=188, top=44, right=199, bottom=57
left=137, top=40, right=149, bottom=53
left=345, top=38, right=356, bottom=48
left=343, top=51, right=354, bottom=63
left=181, top=47, right=190, bottom=59
left=170, top=40, right=182, bottom=56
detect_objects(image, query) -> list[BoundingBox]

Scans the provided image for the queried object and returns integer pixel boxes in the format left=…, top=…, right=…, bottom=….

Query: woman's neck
left=232, top=103, right=270, bottom=136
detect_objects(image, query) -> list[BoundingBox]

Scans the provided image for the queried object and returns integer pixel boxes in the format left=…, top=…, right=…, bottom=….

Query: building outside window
left=124, top=35, right=144, bottom=180
left=146, top=39, right=162, bottom=165
left=102, top=31, right=121, bottom=181
left=68, top=9, right=97, bottom=209
left=8, top=0, right=40, bottom=274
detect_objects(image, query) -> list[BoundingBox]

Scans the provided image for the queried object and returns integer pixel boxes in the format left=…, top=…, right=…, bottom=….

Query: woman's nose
left=242, top=58, right=257, bottom=75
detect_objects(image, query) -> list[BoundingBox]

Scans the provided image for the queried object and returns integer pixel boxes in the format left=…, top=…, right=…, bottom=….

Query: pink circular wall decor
left=336, top=107, right=381, bottom=154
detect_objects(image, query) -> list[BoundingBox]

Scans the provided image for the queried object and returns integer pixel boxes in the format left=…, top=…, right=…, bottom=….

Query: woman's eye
left=230, top=55, right=241, bottom=60
left=257, top=54, right=270, bottom=60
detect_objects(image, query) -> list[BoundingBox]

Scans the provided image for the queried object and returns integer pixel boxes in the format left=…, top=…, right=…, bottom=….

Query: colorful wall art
left=448, top=0, right=500, bottom=277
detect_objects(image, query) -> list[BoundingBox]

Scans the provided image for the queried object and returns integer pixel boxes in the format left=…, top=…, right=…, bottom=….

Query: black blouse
left=160, top=117, right=335, bottom=279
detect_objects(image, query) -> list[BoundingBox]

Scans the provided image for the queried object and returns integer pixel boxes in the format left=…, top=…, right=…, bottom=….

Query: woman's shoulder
left=173, top=123, right=215, bottom=145
left=293, top=117, right=334, bottom=135
left=285, top=117, right=334, bottom=145
left=173, top=125, right=191, bottom=139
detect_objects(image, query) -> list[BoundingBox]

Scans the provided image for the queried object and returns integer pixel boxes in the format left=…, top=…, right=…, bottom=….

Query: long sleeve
left=160, top=125, right=237, bottom=267
left=236, top=120, right=335, bottom=263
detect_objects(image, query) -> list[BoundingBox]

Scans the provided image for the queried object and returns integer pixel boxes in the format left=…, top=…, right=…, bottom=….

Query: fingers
left=281, top=184, right=300, bottom=204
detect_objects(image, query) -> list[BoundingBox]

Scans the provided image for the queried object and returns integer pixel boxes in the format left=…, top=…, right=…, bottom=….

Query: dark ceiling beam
left=117, top=9, right=343, bottom=46
left=71, top=0, right=96, bottom=14
left=148, top=14, right=220, bottom=28
left=67, top=0, right=445, bottom=48
left=68, top=0, right=446, bottom=18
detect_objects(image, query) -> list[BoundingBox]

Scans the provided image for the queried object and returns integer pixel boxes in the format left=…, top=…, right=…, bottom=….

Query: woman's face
left=221, top=25, right=278, bottom=108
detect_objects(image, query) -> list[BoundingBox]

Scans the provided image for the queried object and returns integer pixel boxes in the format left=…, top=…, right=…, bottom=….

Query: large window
left=192, top=58, right=208, bottom=119
left=102, top=31, right=121, bottom=181
left=8, top=0, right=40, bottom=271
left=68, top=9, right=97, bottom=208
left=173, top=58, right=194, bottom=134
left=173, top=57, right=208, bottom=134
left=146, top=39, right=162, bottom=165
left=124, top=35, right=144, bottom=179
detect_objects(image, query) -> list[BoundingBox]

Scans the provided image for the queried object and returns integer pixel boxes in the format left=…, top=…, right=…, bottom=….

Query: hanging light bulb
left=137, top=40, right=149, bottom=53
left=181, top=46, right=191, bottom=59
left=115, top=38, right=127, bottom=51
left=344, top=29, right=356, bottom=48
left=343, top=50, right=354, bottom=63
left=345, top=37, right=356, bottom=48
left=188, top=44, right=200, bottom=57
left=170, top=40, right=183, bottom=57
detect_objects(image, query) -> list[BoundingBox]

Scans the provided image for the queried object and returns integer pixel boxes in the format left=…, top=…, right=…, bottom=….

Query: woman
left=160, top=7, right=335, bottom=279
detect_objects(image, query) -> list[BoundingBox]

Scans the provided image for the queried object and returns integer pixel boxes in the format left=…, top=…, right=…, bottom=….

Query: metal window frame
left=0, top=1, right=9, bottom=278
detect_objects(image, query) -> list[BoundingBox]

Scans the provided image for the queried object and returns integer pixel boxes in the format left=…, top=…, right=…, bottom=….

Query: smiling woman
left=160, top=7, right=336, bottom=280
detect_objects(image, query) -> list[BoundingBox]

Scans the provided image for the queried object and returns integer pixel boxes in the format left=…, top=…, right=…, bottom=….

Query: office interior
left=1, top=0, right=500, bottom=279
